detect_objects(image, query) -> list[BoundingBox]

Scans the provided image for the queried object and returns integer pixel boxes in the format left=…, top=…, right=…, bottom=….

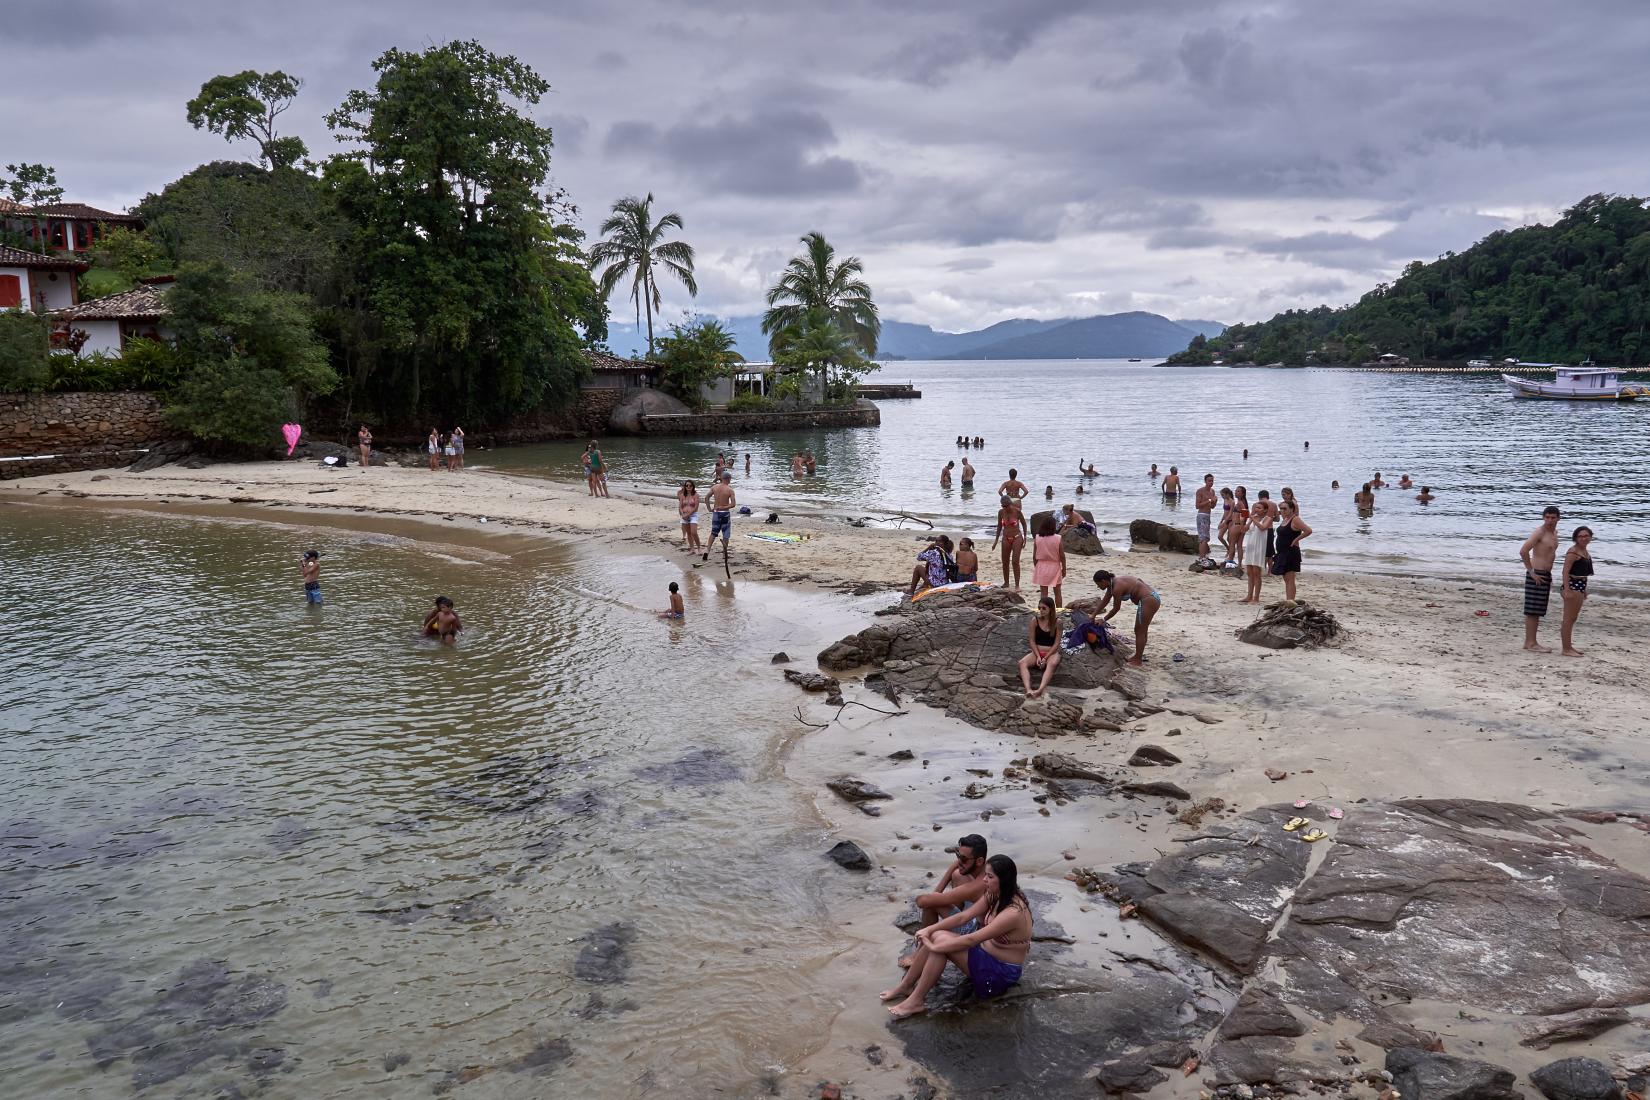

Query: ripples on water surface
left=492, top=361, right=1650, bottom=588
left=1, top=506, right=863, bottom=1098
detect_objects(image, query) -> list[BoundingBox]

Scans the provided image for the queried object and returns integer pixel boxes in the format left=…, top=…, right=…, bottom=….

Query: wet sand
left=8, top=461, right=1647, bottom=1096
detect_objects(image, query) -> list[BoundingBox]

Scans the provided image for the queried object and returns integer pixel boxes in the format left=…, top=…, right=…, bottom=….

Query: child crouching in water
left=955, top=538, right=979, bottom=583
left=660, top=581, right=685, bottom=619
left=422, top=596, right=462, bottom=644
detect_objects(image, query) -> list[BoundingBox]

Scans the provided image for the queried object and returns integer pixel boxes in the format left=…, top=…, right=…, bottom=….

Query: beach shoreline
left=7, top=460, right=1648, bottom=1096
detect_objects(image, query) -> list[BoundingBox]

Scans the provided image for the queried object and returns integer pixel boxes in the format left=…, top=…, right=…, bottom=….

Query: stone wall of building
left=0, top=391, right=171, bottom=479
left=637, top=400, right=881, bottom=436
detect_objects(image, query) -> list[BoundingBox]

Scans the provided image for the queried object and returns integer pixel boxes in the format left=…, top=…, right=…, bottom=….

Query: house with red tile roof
left=0, top=243, right=88, bottom=313
left=51, top=277, right=174, bottom=356
left=1, top=199, right=142, bottom=254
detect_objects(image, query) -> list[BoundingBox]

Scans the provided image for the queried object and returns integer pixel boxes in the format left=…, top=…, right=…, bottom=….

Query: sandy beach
left=7, top=459, right=1647, bottom=1097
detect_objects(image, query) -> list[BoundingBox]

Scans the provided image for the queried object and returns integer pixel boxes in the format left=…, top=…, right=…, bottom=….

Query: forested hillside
left=1168, top=194, right=1650, bottom=366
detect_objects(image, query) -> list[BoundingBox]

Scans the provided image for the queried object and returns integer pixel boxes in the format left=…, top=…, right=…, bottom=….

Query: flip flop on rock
left=1283, top=817, right=1309, bottom=832
left=1293, top=798, right=1311, bottom=809
left=1300, top=829, right=1329, bottom=842
left=1328, top=807, right=1345, bottom=819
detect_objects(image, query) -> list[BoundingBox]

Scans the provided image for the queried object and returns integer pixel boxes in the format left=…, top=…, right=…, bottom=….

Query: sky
left=6, top=0, right=1649, bottom=332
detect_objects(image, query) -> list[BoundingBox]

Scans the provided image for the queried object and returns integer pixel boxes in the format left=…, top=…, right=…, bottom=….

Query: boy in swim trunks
left=660, top=581, right=685, bottom=619
left=422, top=596, right=462, bottom=644
left=703, top=473, right=736, bottom=562
left=300, top=549, right=322, bottom=605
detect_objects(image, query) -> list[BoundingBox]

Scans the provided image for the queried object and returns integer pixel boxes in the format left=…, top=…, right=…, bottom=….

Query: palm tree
left=762, top=231, right=880, bottom=357
left=588, top=193, right=697, bottom=357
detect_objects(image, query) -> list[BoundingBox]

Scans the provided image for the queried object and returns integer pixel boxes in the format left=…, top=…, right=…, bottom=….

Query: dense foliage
left=324, top=40, right=605, bottom=421
left=0, top=310, right=50, bottom=389
left=162, top=264, right=336, bottom=447
left=652, top=316, right=740, bottom=406
left=1169, top=194, right=1650, bottom=366
left=771, top=307, right=874, bottom=402
left=186, top=70, right=309, bottom=170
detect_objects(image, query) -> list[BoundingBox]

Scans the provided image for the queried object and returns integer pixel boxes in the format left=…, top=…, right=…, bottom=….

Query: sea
left=489, top=359, right=1650, bottom=591
left=3, top=358, right=1646, bottom=1098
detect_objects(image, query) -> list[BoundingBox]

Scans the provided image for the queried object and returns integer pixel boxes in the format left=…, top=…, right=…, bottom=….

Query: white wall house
left=0, top=244, right=87, bottom=314
left=52, top=280, right=173, bottom=357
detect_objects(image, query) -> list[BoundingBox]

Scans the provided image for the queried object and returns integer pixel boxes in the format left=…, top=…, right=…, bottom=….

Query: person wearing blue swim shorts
left=702, top=472, right=736, bottom=562
left=882, top=854, right=1032, bottom=1019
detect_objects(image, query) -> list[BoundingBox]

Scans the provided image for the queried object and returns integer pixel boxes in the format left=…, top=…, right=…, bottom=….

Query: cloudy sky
left=7, top=0, right=1649, bottom=331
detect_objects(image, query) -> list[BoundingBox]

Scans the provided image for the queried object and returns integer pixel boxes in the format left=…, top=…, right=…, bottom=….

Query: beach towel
left=1064, top=608, right=1115, bottom=653
left=745, top=532, right=809, bottom=544
left=281, top=423, right=302, bottom=456
left=910, top=580, right=997, bottom=602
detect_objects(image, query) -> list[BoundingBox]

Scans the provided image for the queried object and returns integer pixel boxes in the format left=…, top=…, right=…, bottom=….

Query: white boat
left=1467, top=359, right=1491, bottom=368
left=1502, top=365, right=1649, bottom=401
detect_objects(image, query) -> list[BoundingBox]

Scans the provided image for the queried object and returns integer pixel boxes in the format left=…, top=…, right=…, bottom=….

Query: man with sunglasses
left=913, top=834, right=990, bottom=931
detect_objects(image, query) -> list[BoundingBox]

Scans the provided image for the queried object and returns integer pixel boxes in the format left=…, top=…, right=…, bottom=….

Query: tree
left=324, top=40, right=601, bottom=420
left=164, top=264, right=337, bottom=448
left=652, top=315, right=741, bottom=405
left=762, top=231, right=880, bottom=358
left=771, top=309, right=871, bottom=402
left=0, top=310, right=51, bottom=390
left=186, top=71, right=309, bottom=169
left=587, top=193, right=696, bottom=357
left=1, top=163, right=66, bottom=253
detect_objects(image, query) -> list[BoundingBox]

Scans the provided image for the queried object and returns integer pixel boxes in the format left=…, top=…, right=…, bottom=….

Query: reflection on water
left=488, top=361, right=1650, bottom=587
left=0, top=507, right=861, bottom=1098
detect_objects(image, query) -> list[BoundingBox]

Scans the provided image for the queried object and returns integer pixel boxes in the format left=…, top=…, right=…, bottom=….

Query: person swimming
left=422, top=596, right=462, bottom=644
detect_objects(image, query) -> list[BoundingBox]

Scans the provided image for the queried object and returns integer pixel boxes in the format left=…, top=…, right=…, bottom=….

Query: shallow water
left=0, top=505, right=870, bottom=1098
left=487, top=360, right=1650, bottom=588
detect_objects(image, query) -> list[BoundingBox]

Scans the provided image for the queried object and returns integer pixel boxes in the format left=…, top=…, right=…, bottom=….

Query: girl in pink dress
left=1031, top=517, right=1066, bottom=607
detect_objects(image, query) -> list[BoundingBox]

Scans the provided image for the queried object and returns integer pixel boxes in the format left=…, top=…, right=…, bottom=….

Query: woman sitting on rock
left=882, top=854, right=1032, bottom=1019
left=1017, top=596, right=1062, bottom=698
left=906, top=535, right=955, bottom=597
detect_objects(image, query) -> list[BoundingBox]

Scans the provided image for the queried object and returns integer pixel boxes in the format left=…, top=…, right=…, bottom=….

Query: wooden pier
left=857, top=382, right=923, bottom=398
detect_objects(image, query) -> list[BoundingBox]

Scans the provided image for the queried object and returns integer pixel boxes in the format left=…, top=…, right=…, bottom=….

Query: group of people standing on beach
left=1171, top=471, right=1313, bottom=603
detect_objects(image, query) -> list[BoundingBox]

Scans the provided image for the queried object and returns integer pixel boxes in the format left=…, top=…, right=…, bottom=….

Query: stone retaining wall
left=637, top=401, right=880, bottom=435
left=0, top=391, right=171, bottom=479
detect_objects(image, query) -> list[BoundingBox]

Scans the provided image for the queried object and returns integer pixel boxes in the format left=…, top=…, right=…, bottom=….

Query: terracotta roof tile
left=584, top=349, right=657, bottom=373
left=0, top=243, right=89, bottom=270
left=54, top=283, right=170, bottom=322
left=25, top=202, right=142, bottom=222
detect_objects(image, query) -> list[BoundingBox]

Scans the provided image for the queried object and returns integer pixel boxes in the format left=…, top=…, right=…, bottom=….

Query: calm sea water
left=0, top=506, right=870, bottom=1098
left=489, top=360, right=1650, bottom=591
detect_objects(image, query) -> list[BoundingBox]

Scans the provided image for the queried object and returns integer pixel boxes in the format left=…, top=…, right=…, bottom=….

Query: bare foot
left=879, top=986, right=912, bottom=1002
left=1563, top=648, right=1585, bottom=657
left=1523, top=643, right=1552, bottom=653
left=887, top=1000, right=927, bottom=1020
left=1127, top=657, right=1144, bottom=667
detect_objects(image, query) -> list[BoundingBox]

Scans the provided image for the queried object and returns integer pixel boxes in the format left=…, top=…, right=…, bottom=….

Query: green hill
left=1168, top=194, right=1650, bottom=366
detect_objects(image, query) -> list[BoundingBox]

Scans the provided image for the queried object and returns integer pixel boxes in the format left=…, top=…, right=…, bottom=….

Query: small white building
left=0, top=243, right=88, bottom=313
left=52, top=279, right=173, bottom=356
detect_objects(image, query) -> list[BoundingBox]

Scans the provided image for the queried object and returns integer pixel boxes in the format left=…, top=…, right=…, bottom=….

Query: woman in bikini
left=990, top=495, right=1026, bottom=588
left=1559, top=526, right=1594, bottom=657
left=677, top=480, right=701, bottom=552
left=882, top=854, right=1032, bottom=1019
left=1229, top=487, right=1250, bottom=568
left=357, top=425, right=373, bottom=469
left=1018, top=596, right=1062, bottom=698
left=1093, top=569, right=1162, bottom=667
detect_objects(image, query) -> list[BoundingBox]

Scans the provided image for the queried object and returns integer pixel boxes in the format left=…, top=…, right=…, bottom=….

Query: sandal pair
left=1283, top=817, right=1329, bottom=842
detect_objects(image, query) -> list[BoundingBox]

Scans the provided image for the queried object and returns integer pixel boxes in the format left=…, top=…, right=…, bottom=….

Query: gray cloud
left=4, top=0, right=1649, bottom=330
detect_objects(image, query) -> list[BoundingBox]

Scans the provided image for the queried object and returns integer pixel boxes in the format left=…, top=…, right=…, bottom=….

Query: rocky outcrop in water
left=1129, top=518, right=1199, bottom=554
left=817, top=589, right=1125, bottom=737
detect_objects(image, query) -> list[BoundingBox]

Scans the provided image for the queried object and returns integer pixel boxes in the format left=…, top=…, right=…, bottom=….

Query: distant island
left=609, top=312, right=1226, bottom=362
left=1166, top=193, right=1650, bottom=367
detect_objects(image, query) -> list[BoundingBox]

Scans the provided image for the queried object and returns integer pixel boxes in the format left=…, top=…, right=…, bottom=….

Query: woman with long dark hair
left=1560, top=526, right=1594, bottom=657
left=677, top=480, right=701, bottom=552
left=990, top=495, right=1026, bottom=588
left=882, top=854, right=1032, bottom=1019
left=1018, top=596, right=1062, bottom=698
left=1031, top=515, right=1066, bottom=607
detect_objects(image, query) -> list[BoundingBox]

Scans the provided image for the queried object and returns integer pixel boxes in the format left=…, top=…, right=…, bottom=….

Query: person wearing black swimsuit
left=1269, top=500, right=1313, bottom=601
left=1018, top=597, right=1062, bottom=698
left=1560, top=526, right=1594, bottom=657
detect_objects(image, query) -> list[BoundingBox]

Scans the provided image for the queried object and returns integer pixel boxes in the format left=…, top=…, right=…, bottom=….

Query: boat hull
left=1502, top=374, right=1647, bottom=400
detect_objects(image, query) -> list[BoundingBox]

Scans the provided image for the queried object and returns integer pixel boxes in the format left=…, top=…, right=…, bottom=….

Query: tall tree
left=186, top=71, right=309, bottom=169
left=1, top=163, right=66, bottom=253
left=324, top=40, right=602, bottom=420
left=762, top=231, right=880, bottom=358
left=587, top=193, right=697, bottom=357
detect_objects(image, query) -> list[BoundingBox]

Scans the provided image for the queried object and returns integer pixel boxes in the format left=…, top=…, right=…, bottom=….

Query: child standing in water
left=300, top=550, right=322, bottom=605
left=422, top=596, right=463, bottom=644
left=660, top=581, right=685, bottom=619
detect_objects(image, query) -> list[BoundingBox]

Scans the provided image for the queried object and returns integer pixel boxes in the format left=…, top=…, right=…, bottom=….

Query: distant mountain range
left=605, top=312, right=1226, bottom=362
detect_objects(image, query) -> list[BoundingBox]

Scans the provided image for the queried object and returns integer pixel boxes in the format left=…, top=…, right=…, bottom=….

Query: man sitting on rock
left=900, top=834, right=991, bottom=968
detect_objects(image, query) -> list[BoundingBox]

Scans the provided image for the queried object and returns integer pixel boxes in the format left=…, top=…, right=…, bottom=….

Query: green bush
left=726, top=392, right=770, bottom=411
left=45, top=340, right=181, bottom=392
left=0, top=311, right=50, bottom=391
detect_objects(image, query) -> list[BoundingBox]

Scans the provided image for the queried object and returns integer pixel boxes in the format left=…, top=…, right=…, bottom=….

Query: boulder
left=1385, top=1048, right=1522, bottom=1100
left=1129, top=519, right=1200, bottom=555
left=826, top=777, right=892, bottom=803
left=128, top=439, right=192, bottom=472
left=1528, top=1059, right=1623, bottom=1100
left=1095, top=1057, right=1168, bottom=1094
left=1519, top=1008, right=1632, bottom=1050
left=783, top=669, right=841, bottom=693
left=608, top=387, right=692, bottom=434
left=1061, top=526, right=1104, bottom=555
left=1127, top=744, right=1182, bottom=767
left=825, top=841, right=872, bottom=871
left=1217, top=985, right=1306, bottom=1040
left=1032, top=753, right=1115, bottom=784
left=1123, top=780, right=1191, bottom=800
